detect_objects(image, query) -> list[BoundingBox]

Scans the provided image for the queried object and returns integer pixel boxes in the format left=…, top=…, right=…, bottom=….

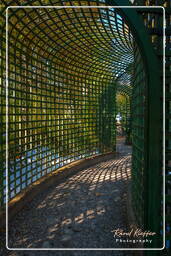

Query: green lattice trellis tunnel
left=0, top=0, right=169, bottom=253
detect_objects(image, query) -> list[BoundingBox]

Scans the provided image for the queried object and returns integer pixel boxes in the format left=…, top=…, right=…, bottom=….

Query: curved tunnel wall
left=1, top=1, right=135, bottom=205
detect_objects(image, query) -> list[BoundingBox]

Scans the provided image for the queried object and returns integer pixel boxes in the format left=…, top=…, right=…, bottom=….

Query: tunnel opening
left=0, top=0, right=166, bottom=252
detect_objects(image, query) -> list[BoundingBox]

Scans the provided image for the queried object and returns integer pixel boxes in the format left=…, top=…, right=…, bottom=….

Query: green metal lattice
left=1, top=1, right=135, bottom=205
left=0, top=0, right=165, bottom=250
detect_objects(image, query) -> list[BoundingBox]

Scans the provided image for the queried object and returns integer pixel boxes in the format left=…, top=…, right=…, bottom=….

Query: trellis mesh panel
left=116, top=93, right=131, bottom=137
left=135, top=0, right=169, bottom=253
left=0, top=1, right=134, bottom=205
left=131, top=44, right=147, bottom=227
left=116, top=73, right=132, bottom=140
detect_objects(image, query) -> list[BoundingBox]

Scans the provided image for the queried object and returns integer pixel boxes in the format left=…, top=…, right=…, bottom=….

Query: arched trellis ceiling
left=5, top=3, right=134, bottom=84
left=1, top=0, right=160, bottom=102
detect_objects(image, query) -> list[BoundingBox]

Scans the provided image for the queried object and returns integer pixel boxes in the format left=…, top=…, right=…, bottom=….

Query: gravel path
left=3, top=138, right=132, bottom=256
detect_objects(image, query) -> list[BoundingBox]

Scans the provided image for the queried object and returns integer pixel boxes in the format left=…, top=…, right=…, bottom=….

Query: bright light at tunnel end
left=5, top=5, right=165, bottom=251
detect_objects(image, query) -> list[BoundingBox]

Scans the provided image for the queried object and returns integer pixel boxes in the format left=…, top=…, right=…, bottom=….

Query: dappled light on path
left=8, top=142, right=132, bottom=251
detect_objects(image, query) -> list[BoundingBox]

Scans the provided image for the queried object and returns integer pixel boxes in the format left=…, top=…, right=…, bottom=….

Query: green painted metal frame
left=110, top=0, right=162, bottom=248
left=134, top=0, right=169, bottom=254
